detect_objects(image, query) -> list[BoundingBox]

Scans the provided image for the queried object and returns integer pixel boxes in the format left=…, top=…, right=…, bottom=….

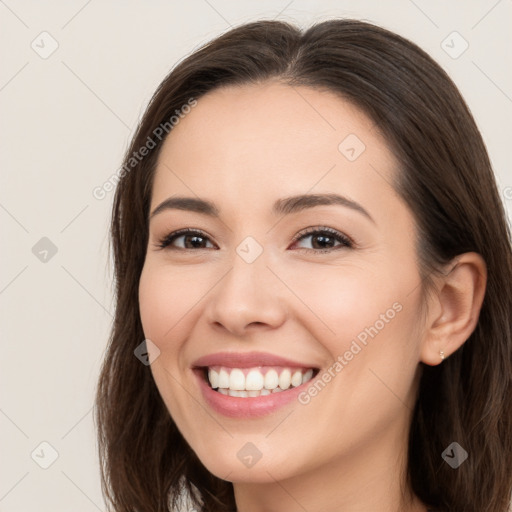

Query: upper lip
left=192, top=351, right=317, bottom=369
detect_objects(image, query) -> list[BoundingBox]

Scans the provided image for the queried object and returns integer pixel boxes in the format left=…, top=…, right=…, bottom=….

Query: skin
left=138, top=82, right=487, bottom=512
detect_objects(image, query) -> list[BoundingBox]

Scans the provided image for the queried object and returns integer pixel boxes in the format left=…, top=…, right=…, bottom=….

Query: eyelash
left=155, top=226, right=354, bottom=253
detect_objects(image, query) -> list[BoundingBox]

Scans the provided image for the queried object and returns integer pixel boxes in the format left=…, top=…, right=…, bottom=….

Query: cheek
left=288, top=259, right=422, bottom=383
left=139, top=267, right=170, bottom=344
left=138, top=262, right=203, bottom=345
left=284, top=264, right=395, bottom=345
left=138, top=263, right=201, bottom=421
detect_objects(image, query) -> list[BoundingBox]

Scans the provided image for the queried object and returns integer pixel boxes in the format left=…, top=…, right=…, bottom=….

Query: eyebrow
left=150, top=193, right=375, bottom=224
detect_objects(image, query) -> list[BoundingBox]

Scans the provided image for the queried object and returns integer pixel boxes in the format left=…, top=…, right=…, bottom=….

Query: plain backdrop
left=1, top=1, right=511, bottom=511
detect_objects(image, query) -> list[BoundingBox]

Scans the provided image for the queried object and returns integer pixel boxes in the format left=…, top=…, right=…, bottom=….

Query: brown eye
left=290, top=227, right=353, bottom=253
left=158, top=229, right=216, bottom=250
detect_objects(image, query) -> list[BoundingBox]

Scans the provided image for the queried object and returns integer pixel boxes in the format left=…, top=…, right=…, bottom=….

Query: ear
left=420, top=252, right=487, bottom=366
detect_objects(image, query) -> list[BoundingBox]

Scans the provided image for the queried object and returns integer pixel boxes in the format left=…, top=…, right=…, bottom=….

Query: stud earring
left=440, top=350, right=445, bottom=361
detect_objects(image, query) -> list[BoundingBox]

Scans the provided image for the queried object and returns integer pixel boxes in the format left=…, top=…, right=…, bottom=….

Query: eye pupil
left=312, top=234, right=335, bottom=249
left=185, top=235, right=206, bottom=248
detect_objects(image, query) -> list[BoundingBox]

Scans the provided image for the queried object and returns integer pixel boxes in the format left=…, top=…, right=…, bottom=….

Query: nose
left=204, top=252, right=288, bottom=337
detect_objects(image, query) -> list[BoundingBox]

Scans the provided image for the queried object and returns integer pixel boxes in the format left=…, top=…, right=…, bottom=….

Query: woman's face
left=139, top=82, right=426, bottom=484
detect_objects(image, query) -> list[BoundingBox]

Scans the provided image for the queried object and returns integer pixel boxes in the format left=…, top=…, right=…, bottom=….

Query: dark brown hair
left=95, top=19, right=512, bottom=512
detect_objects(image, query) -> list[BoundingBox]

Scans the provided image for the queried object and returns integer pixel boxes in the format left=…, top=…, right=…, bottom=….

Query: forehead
left=152, top=82, right=399, bottom=220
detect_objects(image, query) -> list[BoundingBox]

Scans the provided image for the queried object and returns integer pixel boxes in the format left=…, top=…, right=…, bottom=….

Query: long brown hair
left=95, top=19, right=512, bottom=512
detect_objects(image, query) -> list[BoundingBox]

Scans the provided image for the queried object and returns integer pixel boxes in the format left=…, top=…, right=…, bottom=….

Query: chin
left=194, top=443, right=301, bottom=484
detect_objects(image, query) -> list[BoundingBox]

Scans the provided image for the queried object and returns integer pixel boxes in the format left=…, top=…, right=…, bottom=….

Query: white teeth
left=291, top=370, right=303, bottom=387
left=245, top=370, right=264, bottom=390
left=229, top=369, right=245, bottom=390
left=264, top=369, right=279, bottom=390
left=208, top=368, right=219, bottom=389
left=206, top=365, right=317, bottom=396
left=218, top=369, right=230, bottom=388
left=278, top=369, right=291, bottom=390
left=302, top=369, right=313, bottom=384
left=227, top=389, right=248, bottom=398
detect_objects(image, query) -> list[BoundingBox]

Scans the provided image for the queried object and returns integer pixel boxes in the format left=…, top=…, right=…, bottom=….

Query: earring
left=440, top=350, right=445, bottom=361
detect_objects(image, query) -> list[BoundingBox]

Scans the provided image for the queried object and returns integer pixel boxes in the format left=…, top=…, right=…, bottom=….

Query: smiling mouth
left=201, top=366, right=319, bottom=397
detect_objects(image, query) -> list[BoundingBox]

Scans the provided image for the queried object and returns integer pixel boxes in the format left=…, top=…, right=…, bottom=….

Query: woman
left=95, top=19, right=512, bottom=512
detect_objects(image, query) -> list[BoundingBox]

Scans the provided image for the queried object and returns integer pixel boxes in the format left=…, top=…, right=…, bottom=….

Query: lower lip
left=194, top=369, right=313, bottom=418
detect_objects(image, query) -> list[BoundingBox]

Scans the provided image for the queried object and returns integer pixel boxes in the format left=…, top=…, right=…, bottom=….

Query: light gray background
left=1, top=1, right=511, bottom=511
